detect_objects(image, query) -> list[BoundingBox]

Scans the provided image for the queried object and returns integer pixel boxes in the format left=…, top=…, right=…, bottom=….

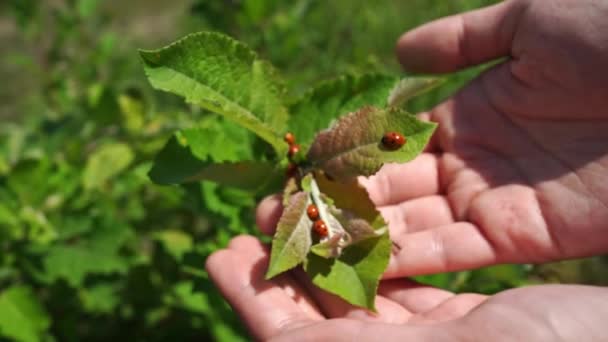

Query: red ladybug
left=287, top=144, right=300, bottom=158
left=313, top=220, right=328, bottom=237
left=306, top=204, right=319, bottom=221
left=381, top=132, right=406, bottom=150
left=284, top=132, right=296, bottom=145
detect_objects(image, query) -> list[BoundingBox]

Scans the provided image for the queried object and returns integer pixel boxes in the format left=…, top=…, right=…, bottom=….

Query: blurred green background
left=1, top=0, right=607, bottom=341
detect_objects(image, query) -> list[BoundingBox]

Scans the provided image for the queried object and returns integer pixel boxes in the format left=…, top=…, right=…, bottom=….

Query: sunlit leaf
left=140, top=32, right=288, bottom=153
left=83, top=143, right=134, bottom=190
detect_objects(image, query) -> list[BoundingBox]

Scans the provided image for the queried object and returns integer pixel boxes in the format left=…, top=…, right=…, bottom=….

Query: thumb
left=396, top=0, right=527, bottom=73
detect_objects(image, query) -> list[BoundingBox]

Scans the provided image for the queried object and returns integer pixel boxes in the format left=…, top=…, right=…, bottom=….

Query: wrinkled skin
left=206, top=0, right=608, bottom=340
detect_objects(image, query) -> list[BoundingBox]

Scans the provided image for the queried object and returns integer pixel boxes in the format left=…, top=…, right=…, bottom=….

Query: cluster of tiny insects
left=284, top=132, right=328, bottom=237
left=283, top=130, right=406, bottom=238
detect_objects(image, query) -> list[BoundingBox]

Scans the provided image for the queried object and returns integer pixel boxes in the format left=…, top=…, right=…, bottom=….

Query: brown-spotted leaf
left=265, top=192, right=312, bottom=279
left=307, top=106, right=436, bottom=180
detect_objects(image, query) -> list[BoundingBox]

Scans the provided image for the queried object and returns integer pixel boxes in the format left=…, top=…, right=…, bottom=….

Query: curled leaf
left=310, top=233, right=344, bottom=258
left=315, top=172, right=379, bottom=223
left=308, top=176, right=347, bottom=247
left=332, top=209, right=387, bottom=245
left=307, top=106, right=436, bottom=180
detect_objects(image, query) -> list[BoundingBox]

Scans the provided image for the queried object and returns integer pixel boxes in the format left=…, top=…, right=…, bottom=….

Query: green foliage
left=83, top=143, right=134, bottom=190
left=140, top=31, right=438, bottom=308
left=0, top=286, right=50, bottom=342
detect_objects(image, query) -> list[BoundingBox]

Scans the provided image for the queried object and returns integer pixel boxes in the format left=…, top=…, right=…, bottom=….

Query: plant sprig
left=141, top=31, right=439, bottom=310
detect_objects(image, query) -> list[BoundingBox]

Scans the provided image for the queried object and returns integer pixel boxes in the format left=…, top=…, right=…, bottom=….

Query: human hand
left=358, top=0, right=608, bottom=277
left=205, top=235, right=608, bottom=341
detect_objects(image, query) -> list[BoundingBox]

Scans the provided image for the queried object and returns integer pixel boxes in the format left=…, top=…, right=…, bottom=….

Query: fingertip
left=228, top=235, right=269, bottom=258
left=205, top=248, right=233, bottom=277
left=395, top=28, right=440, bottom=73
left=256, top=195, right=283, bottom=236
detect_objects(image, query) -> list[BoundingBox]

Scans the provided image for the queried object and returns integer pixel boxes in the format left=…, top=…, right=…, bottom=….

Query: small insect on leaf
left=307, top=204, right=320, bottom=221
left=313, top=220, right=329, bottom=237
left=284, top=132, right=296, bottom=145
left=288, top=144, right=301, bottom=158
left=381, top=131, right=406, bottom=150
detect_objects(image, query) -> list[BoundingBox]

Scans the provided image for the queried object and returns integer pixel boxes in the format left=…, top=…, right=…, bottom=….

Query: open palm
left=367, top=0, right=608, bottom=278
left=206, top=235, right=608, bottom=341
left=206, top=0, right=608, bottom=340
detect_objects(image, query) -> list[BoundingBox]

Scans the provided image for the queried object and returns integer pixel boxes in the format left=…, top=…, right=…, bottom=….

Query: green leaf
left=155, top=230, right=194, bottom=262
left=307, top=106, right=437, bottom=180
left=305, top=233, right=391, bottom=310
left=266, top=192, right=313, bottom=279
left=0, top=286, right=50, bottom=342
left=387, top=77, right=443, bottom=107
left=44, top=245, right=128, bottom=287
left=79, top=284, right=120, bottom=314
left=43, top=223, right=133, bottom=287
left=140, top=31, right=288, bottom=152
left=83, top=143, right=134, bottom=190
left=149, top=129, right=281, bottom=193
left=288, top=73, right=399, bottom=146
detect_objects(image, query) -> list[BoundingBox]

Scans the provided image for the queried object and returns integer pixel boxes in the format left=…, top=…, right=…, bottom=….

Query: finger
left=409, top=293, right=487, bottom=324
left=384, top=222, right=497, bottom=278
left=205, top=238, right=321, bottom=340
left=396, top=0, right=526, bottom=73
left=291, top=269, right=412, bottom=324
left=256, top=195, right=283, bottom=235
left=359, top=153, right=441, bottom=206
left=378, top=278, right=454, bottom=314
left=227, top=235, right=324, bottom=319
left=378, top=195, right=455, bottom=237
